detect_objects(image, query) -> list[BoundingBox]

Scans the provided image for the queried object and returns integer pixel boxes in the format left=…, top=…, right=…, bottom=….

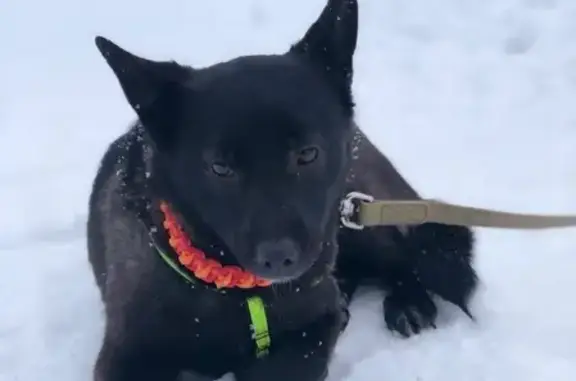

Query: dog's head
left=96, top=0, right=358, bottom=282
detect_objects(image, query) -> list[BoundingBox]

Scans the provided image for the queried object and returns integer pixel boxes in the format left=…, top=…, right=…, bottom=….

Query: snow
left=1, top=0, right=575, bottom=380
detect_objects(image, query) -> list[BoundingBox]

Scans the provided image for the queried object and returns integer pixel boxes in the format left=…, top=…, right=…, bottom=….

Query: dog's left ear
left=290, top=0, right=358, bottom=96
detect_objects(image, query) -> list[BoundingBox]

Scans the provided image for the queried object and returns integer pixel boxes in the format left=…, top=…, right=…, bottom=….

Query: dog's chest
left=160, top=290, right=257, bottom=371
left=152, top=271, right=340, bottom=376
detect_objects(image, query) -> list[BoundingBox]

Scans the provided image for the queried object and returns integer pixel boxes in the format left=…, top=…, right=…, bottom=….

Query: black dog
left=87, top=0, right=477, bottom=380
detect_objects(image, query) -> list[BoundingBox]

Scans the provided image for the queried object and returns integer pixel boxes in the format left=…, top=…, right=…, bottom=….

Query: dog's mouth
left=159, top=201, right=324, bottom=287
left=237, top=239, right=322, bottom=283
left=244, top=262, right=309, bottom=284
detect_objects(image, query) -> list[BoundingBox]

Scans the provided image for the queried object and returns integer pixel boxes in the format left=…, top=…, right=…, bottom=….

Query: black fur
left=87, top=0, right=478, bottom=380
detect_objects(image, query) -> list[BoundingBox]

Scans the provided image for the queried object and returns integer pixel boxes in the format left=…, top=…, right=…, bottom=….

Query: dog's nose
left=255, top=238, right=300, bottom=275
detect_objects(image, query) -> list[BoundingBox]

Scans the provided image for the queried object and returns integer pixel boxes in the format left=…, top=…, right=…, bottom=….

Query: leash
left=340, top=191, right=576, bottom=230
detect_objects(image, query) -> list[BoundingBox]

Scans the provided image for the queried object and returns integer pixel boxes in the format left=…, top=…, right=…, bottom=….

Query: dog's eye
left=211, top=162, right=235, bottom=178
left=296, top=146, right=319, bottom=166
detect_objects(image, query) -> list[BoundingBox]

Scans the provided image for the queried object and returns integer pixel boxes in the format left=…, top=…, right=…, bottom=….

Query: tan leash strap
left=341, top=193, right=576, bottom=230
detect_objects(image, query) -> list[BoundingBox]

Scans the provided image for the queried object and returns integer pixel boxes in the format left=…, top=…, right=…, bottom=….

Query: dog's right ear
left=95, top=36, right=190, bottom=150
left=290, top=0, right=358, bottom=104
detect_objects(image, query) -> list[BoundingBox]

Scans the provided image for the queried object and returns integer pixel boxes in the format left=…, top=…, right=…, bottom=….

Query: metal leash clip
left=339, top=191, right=374, bottom=230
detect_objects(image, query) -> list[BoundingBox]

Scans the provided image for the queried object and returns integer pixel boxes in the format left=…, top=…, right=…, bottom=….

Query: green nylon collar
left=150, top=234, right=271, bottom=358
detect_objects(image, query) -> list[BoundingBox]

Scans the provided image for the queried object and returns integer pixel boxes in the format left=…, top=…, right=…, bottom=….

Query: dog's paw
left=383, top=286, right=437, bottom=338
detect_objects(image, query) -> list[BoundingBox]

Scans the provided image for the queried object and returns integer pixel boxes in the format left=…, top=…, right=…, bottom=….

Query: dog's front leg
left=234, top=311, right=343, bottom=381
left=94, top=334, right=179, bottom=381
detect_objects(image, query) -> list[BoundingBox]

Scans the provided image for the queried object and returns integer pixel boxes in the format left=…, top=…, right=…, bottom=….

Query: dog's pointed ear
left=95, top=36, right=190, bottom=150
left=290, top=0, right=358, bottom=94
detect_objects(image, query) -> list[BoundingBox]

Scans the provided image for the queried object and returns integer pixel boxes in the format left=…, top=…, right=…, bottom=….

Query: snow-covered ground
left=1, top=0, right=575, bottom=380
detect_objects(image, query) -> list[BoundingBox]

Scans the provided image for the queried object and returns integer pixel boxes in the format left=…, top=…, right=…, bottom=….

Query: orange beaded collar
left=159, top=201, right=272, bottom=289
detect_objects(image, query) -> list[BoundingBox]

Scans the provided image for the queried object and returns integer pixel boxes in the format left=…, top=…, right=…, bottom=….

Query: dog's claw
left=458, top=303, right=475, bottom=321
left=386, top=313, right=411, bottom=337
left=340, top=306, right=351, bottom=332
left=383, top=287, right=437, bottom=337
